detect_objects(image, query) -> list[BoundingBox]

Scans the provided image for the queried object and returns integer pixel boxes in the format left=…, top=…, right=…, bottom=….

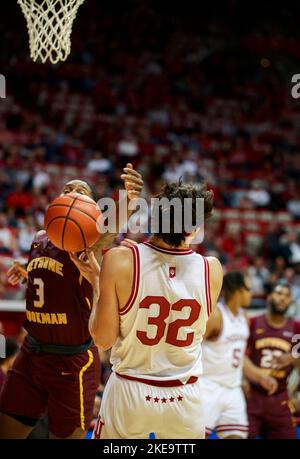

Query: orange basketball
left=44, top=193, right=103, bottom=252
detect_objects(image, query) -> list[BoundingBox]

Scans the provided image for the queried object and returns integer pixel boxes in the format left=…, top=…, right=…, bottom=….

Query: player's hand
left=120, top=163, right=143, bottom=201
left=258, top=374, right=278, bottom=395
left=120, top=238, right=138, bottom=248
left=271, top=352, right=294, bottom=370
left=69, top=249, right=100, bottom=290
left=7, top=261, right=28, bottom=285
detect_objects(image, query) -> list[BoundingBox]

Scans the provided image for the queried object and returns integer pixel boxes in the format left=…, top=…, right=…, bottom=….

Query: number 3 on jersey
left=136, top=295, right=201, bottom=347
left=33, top=277, right=45, bottom=308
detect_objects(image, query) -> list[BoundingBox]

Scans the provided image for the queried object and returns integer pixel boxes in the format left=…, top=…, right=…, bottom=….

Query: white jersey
left=110, top=241, right=212, bottom=383
left=201, top=302, right=249, bottom=388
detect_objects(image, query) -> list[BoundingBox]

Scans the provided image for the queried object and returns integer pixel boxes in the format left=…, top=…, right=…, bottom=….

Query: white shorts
left=93, top=372, right=205, bottom=439
left=198, top=377, right=248, bottom=439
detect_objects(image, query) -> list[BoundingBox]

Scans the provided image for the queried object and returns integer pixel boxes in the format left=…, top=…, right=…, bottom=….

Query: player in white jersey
left=200, top=272, right=278, bottom=439
left=71, top=181, right=223, bottom=439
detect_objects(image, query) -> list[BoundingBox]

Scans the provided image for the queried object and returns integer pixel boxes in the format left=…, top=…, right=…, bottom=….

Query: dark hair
left=0, top=337, right=19, bottom=364
left=152, top=181, right=214, bottom=247
left=222, top=271, right=248, bottom=301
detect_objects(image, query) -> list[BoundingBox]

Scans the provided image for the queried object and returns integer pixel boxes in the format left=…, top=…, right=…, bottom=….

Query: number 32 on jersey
left=136, top=295, right=201, bottom=348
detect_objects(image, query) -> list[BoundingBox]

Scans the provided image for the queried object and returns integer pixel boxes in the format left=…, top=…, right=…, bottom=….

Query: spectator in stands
left=162, top=157, right=183, bottom=182
left=6, top=183, right=33, bottom=216
left=0, top=214, right=16, bottom=255
left=87, top=152, right=112, bottom=174
left=117, top=132, right=139, bottom=165
left=248, top=256, right=270, bottom=297
left=286, top=231, right=300, bottom=265
left=17, top=217, right=36, bottom=255
left=281, top=268, right=300, bottom=318
left=287, top=192, right=300, bottom=220
left=264, top=223, right=289, bottom=261
left=247, top=180, right=271, bottom=208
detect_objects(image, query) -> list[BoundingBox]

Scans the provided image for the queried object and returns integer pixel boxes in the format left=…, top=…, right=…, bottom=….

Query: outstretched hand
left=7, top=261, right=28, bottom=285
left=259, top=374, right=278, bottom=395
left=120, top=163, right=143, bottom=200
left=271, top=352, right=294, bottom=370
left=69, top=249, right=100, bottom=289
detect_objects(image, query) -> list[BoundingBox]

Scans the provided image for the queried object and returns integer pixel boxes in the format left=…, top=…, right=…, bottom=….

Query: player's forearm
left=89, top=288, right=113, bottom=350
left=243, top=356, right=262, bottom=383
left=89, top=308, right=116, bottom=351
left=89, top=285, right=100, bottom=338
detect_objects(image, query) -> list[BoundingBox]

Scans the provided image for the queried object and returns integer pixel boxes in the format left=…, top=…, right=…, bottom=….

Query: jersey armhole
left=119, top=245, right=140, bottom=316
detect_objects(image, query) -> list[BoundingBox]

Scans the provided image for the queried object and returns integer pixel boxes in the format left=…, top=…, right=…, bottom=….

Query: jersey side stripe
left=119, top=246, right=137, bottom=314
left=119, top=245, right=140, bottom=316
left=203, top=257, right=212, bottom=316
left=206, top=257, right=212, bottom=315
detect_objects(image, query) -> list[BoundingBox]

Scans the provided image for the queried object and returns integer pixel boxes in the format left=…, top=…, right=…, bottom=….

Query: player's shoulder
left=103, top=245, right=134, bottom=257
left=249, top=313, right=264, bottom=332
left=206, top=256, right=223, bottom=275
left=102, top=245, right=135, bottom=269
left=205, top=256, right=223, bottom=288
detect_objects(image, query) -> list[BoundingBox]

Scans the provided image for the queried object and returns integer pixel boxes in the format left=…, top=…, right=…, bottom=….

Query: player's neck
left=266, top=312, right=287, bottom=328
left=226, top=298, right=241, bottom=316
left=149, top=236, right=190, bottom=251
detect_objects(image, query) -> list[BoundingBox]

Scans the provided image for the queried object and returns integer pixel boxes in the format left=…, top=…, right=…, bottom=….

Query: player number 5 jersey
left=201, top=303, right=249, bottom=388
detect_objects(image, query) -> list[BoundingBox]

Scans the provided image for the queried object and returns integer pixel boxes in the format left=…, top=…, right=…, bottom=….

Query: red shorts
left=247, top=387, right=296, bottom=439
left=0, top=341, right=100, bottom=438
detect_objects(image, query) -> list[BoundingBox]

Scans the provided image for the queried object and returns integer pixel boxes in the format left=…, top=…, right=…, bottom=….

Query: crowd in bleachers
left=0, top=0, right=300, bottom=312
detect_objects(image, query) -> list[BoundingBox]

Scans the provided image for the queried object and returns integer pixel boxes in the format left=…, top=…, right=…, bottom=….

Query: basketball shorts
left=93, top=372, right=205, bottom=439
left=247, top=387, right=296, bottom=439
left=0, top=341, right=100, bottom=437
left=198, top=377, right=248, bottom=438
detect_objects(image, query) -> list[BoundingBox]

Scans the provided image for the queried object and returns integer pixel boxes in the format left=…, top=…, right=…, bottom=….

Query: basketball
left=44, top=193, right=102, bottom=252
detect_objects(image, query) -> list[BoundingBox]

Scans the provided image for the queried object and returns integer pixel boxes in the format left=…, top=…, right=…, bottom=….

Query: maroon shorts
left=247, top=387, right=296, bottom=439
left=0, top=341, right=100, bottom=438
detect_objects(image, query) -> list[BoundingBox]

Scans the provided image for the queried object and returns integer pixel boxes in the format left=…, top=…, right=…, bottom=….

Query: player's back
left=111, top=241, right=212, bottom=383
left=201, top=303, right=249, bottom=388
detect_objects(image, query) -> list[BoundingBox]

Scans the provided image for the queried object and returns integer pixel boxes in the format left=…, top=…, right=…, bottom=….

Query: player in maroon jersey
left=0, top=338, right=19, bottom=392
left=245, top=282, right=300, bottom=439
left=0, top=164, right=143, bottom=439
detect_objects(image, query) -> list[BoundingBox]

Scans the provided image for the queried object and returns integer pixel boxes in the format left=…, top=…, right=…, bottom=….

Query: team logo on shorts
left=169, top=267, right=176, bottom=278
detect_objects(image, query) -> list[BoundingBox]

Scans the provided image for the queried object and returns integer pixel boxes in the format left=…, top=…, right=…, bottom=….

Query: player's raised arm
left=203, top=307, right=222, bottom=339
left=90, top=163, right=143, bottom=259
left=6, top=261, right=28, bottom=285
left=88, top=247, right=132, bottom=350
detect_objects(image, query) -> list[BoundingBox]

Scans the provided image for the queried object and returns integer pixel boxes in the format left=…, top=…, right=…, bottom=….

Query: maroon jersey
left=24, top=231, right=93, bottom=345
left=248, top=314, right=300, bottom=394
left=0, top=367, right=5, bottom=391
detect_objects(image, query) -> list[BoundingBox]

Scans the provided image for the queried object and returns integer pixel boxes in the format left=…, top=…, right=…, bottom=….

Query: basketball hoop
left=17, top=0, right=86, bottom=64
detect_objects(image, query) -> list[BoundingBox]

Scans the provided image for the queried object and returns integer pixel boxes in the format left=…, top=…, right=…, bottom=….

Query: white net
left=17, top=0, right=86, bottom=64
